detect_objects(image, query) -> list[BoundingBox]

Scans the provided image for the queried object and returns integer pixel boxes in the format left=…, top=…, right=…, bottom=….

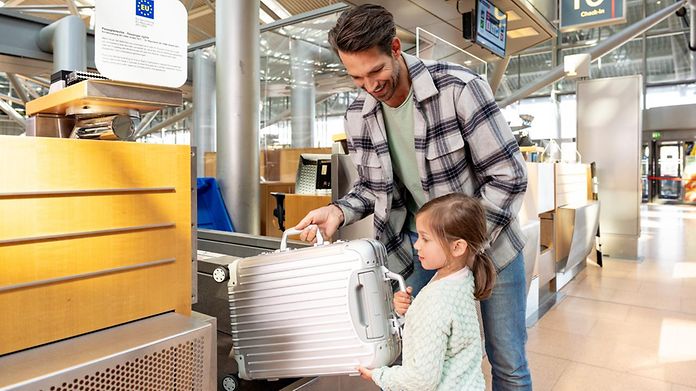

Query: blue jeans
left=480, top=251, right=532, bottom=391
left=405, top=232, right=436, bottom=297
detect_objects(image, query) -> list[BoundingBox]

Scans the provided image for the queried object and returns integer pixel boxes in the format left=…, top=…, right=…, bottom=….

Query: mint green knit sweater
left=372, top=268, right=485, bottom=391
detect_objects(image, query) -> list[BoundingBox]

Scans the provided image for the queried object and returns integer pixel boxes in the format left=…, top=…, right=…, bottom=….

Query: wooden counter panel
left=0, top=136, right=192, bottom=356
left=0, top=137, right=188, bottom=192
left=0, top=193, right=182, bottom=241
left=0, top=265, right=190, bottom=355
left=1, top=228, right=177, bottom=286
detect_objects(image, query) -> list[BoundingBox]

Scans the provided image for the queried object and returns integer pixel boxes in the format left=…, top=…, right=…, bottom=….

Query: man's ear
left=450, top=239, right=468, bottom=258
left=391, top=37, right=401, bottom=58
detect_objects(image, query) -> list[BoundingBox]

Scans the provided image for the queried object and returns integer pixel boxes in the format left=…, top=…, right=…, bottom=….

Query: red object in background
left=612, top=0, right=615, bottom=18
left=684, top=172, right=696, bottom=202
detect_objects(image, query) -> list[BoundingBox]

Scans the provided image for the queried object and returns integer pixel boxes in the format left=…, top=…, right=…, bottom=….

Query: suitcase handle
left=280, top=225, right=324, bottom=251
left=382, top=267, right=407, bottom=293
left=382, top=267, right=407, bottom=329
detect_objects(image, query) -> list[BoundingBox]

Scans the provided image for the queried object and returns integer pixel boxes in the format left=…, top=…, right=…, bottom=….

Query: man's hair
left=417, top=194, right=497, bottom=300
left=328, top=4, right=396, bottom=55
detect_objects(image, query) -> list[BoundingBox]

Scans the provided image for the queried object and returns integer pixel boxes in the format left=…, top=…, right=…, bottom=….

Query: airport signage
left=560, top=0, right=627, bottom=32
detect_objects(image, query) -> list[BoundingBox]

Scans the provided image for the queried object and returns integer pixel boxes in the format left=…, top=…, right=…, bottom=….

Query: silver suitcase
left=227, top=227, right=405, bottom=380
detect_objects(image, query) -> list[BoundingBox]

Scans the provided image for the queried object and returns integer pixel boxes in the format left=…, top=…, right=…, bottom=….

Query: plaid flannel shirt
left=334, top=53, right=528, bottom=278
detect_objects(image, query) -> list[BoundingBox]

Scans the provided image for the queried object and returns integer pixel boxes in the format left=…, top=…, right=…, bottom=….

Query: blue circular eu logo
left=136, top=0, right=154, bottom=19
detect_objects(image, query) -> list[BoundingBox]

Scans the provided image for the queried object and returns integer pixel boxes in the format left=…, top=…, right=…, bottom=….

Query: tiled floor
left=482, top=204, right=696, bottom=390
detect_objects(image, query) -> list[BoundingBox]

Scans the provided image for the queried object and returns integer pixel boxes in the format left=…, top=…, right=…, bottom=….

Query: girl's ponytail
left=471, top=251, right=496, bottom=300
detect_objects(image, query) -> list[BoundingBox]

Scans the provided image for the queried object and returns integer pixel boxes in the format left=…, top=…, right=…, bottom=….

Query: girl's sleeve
left=371, top=292, right=451, bottom=391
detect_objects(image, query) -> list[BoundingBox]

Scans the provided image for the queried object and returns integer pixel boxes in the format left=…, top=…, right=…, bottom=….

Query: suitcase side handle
left=382, top=267, right=407, bottom=294
left=280, top=225, right=324, bottom=251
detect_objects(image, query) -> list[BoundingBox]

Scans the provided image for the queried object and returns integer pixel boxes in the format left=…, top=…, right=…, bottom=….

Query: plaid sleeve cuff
left=332, top=198, right=366, bottom=227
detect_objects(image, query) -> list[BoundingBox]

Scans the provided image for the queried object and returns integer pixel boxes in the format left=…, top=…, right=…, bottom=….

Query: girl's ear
left=450, top=239, right=468, bottom=258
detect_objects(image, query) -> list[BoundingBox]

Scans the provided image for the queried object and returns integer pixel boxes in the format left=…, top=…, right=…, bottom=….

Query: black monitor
left=462, top=0, right=508, bottom=58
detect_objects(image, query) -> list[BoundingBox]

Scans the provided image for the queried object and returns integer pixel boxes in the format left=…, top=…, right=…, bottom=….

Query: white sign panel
left=95, top=0, right=187, bottom=88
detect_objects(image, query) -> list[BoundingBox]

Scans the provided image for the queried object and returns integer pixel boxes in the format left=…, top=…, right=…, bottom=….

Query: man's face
left=338, top=39, right=402, bottom=103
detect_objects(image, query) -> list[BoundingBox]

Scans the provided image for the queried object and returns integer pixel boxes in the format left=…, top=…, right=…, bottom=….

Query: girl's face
left=414, top=214, right=469, bottom=272
left=414, top=215, right=449, bottom=270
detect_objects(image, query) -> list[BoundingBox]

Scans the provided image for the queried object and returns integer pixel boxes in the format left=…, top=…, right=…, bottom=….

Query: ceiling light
left=507, top=27, right=539, bottom=39
left=507, top=10, right=521, bottom=22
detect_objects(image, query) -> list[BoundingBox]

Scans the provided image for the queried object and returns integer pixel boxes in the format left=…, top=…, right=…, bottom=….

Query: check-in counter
left=519, top=163, right=555, bottom=290
left=522, top=162, right=599, bottom=319
left=556, top=201, right=600, bottom=274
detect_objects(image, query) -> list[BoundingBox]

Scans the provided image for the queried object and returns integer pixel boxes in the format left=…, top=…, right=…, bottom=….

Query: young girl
left=358, top=193, right=496, bottom=390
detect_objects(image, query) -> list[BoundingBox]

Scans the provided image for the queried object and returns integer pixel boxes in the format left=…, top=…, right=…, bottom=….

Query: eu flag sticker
left=136, top=0, right=154, bottom=19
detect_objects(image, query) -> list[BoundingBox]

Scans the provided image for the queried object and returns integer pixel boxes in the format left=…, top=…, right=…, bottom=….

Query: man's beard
left=371, top=57, right=400, bottom=102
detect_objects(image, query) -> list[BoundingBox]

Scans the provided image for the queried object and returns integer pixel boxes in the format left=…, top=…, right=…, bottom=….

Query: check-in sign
left=560, top=0, right=626, bottom=32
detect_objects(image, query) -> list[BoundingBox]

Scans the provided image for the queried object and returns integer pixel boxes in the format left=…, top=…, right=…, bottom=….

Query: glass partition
left=416, top=27, right=487, bottom=77
left=496, top=48, right=552, bottom=100
left=259, top=9, right=355, bottom=150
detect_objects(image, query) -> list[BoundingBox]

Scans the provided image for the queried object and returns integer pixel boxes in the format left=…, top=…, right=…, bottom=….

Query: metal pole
left=136, top=107, right=193, bottom=138
left=489, top=56, right=511, bottom=95
left=499, top=0, right=687, bottom=108
left=17, top=75, right=49, bottom=88
left=135, top=110, right=159, bottom=134
left=642, top=0, right=648, bottom=109
left=193, top=48, right=217, bottom=177
left=6, top=74, right=29, bottom=103
left=37, top=15, right=86, bottom=73
left=668, top=15, right=682, bottom=80
left=0, top=99, right=26, bottom=127
left=0, top=93, right=24, bottom=105
left=290, top=38, right=316, bottom=147
left=216, top=0, right=260, bottom=234
left=64, top=0, right=80, bottom=16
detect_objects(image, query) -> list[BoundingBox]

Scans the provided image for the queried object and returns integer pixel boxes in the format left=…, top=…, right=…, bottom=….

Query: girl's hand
left=393, top=286, right=413, bottom=316
left=357, top=366, right=373, bottom=380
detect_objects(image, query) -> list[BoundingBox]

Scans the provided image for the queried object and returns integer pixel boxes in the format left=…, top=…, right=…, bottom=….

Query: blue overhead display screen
left=475, top=0, right=507, bottom=58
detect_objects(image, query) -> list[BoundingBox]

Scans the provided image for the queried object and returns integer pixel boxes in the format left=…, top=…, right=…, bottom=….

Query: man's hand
left=357, top=366, right=373, bottom=381
left=393, top=287, right=413, bottom=316
left=293, top=205, right=345, bottom=243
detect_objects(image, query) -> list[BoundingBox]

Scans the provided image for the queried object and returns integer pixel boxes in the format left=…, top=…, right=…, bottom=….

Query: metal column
left=216, top=0, right=260, bottom=234
left=37, top=15, right=86, bottom=73
left=290, top=38, right=316, bottom=148
left=193, top=48, right=217, bottom=177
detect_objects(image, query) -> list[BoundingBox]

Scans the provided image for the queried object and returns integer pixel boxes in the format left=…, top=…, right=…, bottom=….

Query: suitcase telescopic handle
left=280, top=224, right=324, bottom=251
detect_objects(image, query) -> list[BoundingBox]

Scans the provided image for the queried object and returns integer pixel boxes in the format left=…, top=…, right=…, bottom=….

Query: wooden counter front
left=0, top=136, right=192, bottom=355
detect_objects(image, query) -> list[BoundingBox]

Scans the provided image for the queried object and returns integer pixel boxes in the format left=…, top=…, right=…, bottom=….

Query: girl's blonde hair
left=416, top=193, right=496, bottom=300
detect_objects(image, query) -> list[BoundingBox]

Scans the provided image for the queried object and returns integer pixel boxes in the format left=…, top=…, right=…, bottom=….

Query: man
left=294, top=4, right=530, bottom=390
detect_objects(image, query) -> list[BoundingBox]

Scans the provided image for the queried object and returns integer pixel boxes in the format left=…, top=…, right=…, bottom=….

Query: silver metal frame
left=0, top=313, right=215, bottom=391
